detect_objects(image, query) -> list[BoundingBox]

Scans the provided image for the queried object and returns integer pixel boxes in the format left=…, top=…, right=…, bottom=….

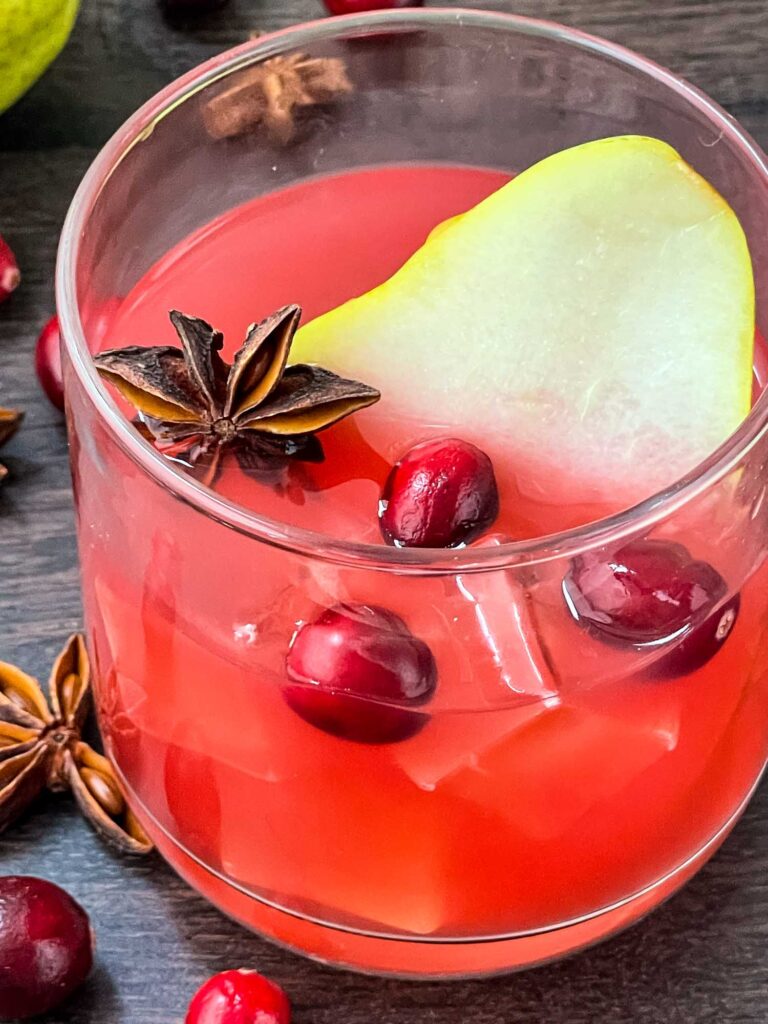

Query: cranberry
left=564, top=538, right=738, bottom=673
left=379, top=438, right=499, bottom=548
left=324, top=0, right=423, bottom=13
left=0, top=236, right=20, bottom=305
left=285, top=603, right=437, bottom=743
left=165, top=742, right=222, bottom=866
left=649, top=593, right=741, bottom=678
left=0, top=876, right=93, bottom=1021
left=185, top=969, right=290, bottom=1024
left=35, top=315, right=65, bottom=411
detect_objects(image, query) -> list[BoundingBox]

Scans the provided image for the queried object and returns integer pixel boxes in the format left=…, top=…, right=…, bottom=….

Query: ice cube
left=451, top=534, right=559, bottom=708
left=218, top=750, right=449, bottom=936
left=394, top=701, right=548, bottom=793
left=449, top=702, right=680, bottom=841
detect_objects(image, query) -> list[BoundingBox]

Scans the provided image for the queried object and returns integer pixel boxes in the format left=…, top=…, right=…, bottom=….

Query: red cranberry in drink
left=0, top=876, right=93, bottom=1021
left=165, top=742, right=223, bottom=867
left=564, top=539, right=727, bottom=640
left=564, top=538, right=738, bottom=674
left=285, top=603, right=437, bottom=743
left=185, top=969, right=290, bottom=1024
left=648, top=593, right=741, bottom=678
left=0, top=236, right=20, bottom=305
left=324, top=0, right=423, bottom=14
left=379, top=438, right=499, bottom=548
left=35, top=315, right=65, bottom=411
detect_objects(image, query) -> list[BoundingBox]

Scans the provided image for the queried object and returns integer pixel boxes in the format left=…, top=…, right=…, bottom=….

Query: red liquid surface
left=75, top=165, right=768, bottom=974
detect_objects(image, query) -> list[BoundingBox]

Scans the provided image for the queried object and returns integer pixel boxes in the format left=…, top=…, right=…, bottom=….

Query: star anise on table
left=94, top=304, right=380, bottom=487
left=0, top=636, right=153, bottom=855
left=202, top=52, right=353, bottom=144
left=0, top=407, right=23, bottom=485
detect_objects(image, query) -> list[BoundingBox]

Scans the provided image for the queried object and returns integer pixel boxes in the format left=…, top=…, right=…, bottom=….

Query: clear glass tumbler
left=57, top=9, right=768, bottom=977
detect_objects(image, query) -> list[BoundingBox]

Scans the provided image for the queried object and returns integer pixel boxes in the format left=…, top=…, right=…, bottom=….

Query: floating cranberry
left=564, top=538, right=738, bottom=673
left=285, top=603, right=437, bottom=743
left=564, top=539, right=727, bottom=641
left=379, top=438, right=499, bottom=548
left=649, top=593, right=741, bottom=678
left=324, top=0, right=423, bottom=14
left=35, top=315, right=65, bottom=411
left=0, top=236, right=20, bottom=305
left=185, top=969, right=290, bottom=1024
left=0, top=876, right=93, bottom=1021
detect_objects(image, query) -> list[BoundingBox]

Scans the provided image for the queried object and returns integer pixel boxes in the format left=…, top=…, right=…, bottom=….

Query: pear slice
left=292, top=137, right=754, bottom=509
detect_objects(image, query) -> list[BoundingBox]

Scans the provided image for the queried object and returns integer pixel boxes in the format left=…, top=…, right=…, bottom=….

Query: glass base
left=126, top=767, right=762, bottom=979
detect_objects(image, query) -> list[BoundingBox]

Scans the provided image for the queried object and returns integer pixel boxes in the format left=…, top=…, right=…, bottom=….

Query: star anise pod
left=0, top=636, right=153, bottom=855
left=202, top=52, right=353, bottom=144
left=94, top=304, right=380, bottom=486
left=0, top=407, right=22, bottom=485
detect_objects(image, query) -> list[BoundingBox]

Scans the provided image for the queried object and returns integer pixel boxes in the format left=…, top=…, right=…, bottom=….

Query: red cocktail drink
left=58, top=12, right=768, bottom=976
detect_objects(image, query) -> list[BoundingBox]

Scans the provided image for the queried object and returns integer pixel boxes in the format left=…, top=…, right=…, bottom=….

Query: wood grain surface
left=1, top=1, right=767, bottom=1021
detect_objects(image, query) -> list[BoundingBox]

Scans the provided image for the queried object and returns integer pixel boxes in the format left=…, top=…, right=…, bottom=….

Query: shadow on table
left=35, top=964, right=121, bottom=1024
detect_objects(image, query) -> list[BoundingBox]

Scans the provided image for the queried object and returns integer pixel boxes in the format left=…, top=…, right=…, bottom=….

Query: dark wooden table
left=1, top=1, right=767, bottom=1020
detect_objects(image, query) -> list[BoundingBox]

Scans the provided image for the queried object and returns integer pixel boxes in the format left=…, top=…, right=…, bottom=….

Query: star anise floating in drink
left=0, top=635, right=153, bottom=855
left=0, top=407, right=23, bottom=485
left=203, top=52, right=353, bottom=144
left=95, top=304, right=380, bottom=486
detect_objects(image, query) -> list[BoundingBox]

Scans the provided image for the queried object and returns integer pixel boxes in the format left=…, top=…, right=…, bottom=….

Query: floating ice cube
left=447, top=702, right=681, bottom=841
left=218, top=751, right=449, bottom=936
left=452, top=534, right=559, bottom=707
left=394, top=701, right=549, bottom=793
left=394, top=534, right=560, bottom=791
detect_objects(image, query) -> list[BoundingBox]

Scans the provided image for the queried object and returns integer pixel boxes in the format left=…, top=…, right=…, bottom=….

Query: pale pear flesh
left=292, top=137, right=754, bottom=511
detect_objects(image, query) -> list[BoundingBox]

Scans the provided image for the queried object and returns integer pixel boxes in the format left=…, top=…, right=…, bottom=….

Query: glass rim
left=56, top=6, right=768, bottom=575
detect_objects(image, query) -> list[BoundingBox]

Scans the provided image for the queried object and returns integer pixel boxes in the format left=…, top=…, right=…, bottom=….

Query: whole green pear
left=0, top=0, right=79, bottom=115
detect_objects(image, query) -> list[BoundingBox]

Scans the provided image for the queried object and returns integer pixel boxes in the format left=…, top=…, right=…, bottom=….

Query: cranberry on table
left=185, top=969, right=290, bottom=1024
left=35, top=315, right=65, bottom=411
left=324, top=0, right=424, bottom=14
left=0, top=235, right=20, bottom=305
left=563, top=538, right=738, bottom=674
left=285, top=603, right=437, bottom=743
left=379, top=437, right=499, bottom=548
left=0, top=876, right=93, bottom=1021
